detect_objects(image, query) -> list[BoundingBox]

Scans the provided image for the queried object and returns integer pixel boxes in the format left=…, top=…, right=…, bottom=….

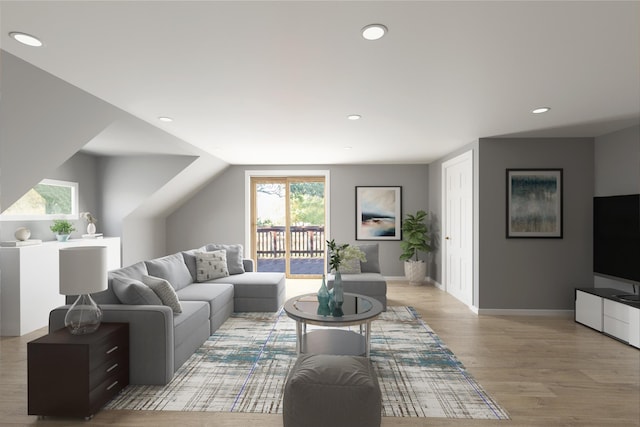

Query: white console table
left=575, top=288, right=640, bottom=349
left=0, top=237, right=121, bottom=336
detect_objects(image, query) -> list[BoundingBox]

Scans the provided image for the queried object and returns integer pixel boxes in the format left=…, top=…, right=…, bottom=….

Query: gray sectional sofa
left=49, top=244, right=286, bottom=385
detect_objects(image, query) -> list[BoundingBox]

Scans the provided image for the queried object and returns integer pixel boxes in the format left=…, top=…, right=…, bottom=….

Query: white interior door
left=442, top=151, right=473, bottom=307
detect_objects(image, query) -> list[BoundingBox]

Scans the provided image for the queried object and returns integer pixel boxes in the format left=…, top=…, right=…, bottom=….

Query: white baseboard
left=386, top=277, right=573, bottom=317
left=384, top=275, right=408, bottom=282
left=477, top=309, right=574, bottom=317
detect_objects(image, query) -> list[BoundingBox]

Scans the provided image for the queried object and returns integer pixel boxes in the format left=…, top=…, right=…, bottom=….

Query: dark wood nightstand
left=28, top=322, right=129, bottom=419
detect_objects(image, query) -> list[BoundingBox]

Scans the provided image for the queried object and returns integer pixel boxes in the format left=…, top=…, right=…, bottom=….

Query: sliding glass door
left=251, top=176, right=325, bottom=278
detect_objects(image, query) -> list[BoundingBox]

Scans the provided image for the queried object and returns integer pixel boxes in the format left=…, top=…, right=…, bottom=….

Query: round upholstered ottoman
left=283, top=354, right=381, bottom=427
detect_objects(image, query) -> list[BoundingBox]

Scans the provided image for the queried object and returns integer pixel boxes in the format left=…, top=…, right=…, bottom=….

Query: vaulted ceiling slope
left=0, top=51, right=228, bottom=217
left=2, top=1, right=639, bottom=165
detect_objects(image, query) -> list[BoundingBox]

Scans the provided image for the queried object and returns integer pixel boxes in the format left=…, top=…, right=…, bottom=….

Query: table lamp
left=59, top=246, right=108, bottom=335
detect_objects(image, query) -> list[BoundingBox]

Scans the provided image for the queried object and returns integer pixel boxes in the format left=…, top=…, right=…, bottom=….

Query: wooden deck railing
left=256, top=226, right=325, bottom=258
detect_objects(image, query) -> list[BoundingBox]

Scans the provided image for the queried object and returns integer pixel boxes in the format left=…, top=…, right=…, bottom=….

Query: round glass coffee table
left=283, top=292, right=383, bottom=357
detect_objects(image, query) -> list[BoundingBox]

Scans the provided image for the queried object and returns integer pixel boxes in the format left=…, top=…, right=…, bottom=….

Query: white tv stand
left=575, top=288, right=640, bottom=349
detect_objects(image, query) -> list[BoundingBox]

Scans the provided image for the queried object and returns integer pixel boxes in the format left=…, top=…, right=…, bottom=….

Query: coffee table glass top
left=284, top=292, right=383, bottom=327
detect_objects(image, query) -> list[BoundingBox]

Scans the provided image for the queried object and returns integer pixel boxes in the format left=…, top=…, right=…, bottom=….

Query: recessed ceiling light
left=347, top=114, right=362, bottom=121
left=362, top=24, right=387, bottom=41
left=158, top=116, right=173, bottom=122
left=9, top=31, right=43, bottom=47
left=532, top=107, right=551, bottom=114
left=344, top=146, right=353, bottom=150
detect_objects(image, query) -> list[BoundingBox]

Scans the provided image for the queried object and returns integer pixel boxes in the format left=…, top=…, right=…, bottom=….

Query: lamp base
left=65, top=294, right=103, bottom=335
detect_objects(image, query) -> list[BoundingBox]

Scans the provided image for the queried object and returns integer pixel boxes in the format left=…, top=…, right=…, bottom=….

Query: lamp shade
left=59, top=246, right=108, bottom=295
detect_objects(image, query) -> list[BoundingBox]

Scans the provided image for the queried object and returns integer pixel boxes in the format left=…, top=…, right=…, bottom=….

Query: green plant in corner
left=399, top=210, right=432, bottom=262
left=50, top=219, right=76, bottom=235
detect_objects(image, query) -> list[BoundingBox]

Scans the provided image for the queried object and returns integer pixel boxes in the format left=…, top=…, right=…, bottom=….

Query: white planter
left=404, top=260, right=426, bottom=285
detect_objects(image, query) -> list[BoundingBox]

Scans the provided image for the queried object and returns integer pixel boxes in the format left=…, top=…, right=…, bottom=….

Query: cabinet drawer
left=88, top=369, right=128, bottom=415
left=604, top=299, right=629, bottom=323
left=90, top=351, right=128, bottom=390
left=603, top=316, right=629, bottom=342
left=89, top=334, right=127, bottom=369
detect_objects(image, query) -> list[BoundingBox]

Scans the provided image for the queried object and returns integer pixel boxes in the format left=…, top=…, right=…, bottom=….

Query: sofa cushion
left=205, top=244, right=245, bottom=275
left=173, top=301, right=210, bottom=348
left=145, top=253, right=193, bottom=291
left=142, top=275, right=183, bottom=314
left=196, top=250, right=229, bottom=281
left=112, top=276, right=163, bottom=305
left=209, top=272, right=285, bottom=298
left=358, top=243, right=380, bottom=273
left=176, top=282, right=234, bottom=314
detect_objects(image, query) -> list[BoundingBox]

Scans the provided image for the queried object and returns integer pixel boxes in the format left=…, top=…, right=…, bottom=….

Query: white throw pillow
left=196, top=250, right=229, bottom=282
left=142, top=275, right=182, bottom=314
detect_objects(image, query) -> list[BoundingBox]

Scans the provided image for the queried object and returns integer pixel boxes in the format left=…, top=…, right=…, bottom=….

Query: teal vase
left=317, top=275, right=330, bottom=316
left=332, top=271, right=344, bottom=317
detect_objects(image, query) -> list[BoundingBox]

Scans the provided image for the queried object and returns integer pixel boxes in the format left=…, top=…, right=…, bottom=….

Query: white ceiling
left=2, top=1, right=639, bottom=165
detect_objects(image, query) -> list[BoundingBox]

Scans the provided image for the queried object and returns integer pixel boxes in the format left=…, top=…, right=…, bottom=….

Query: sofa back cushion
left=144, top=253, right=194, bottom=291
left=84, top=261, right=149, bottom=305
left=358, top=243, right=381, bottom=273
left=205, top=244, right=245, bottom=275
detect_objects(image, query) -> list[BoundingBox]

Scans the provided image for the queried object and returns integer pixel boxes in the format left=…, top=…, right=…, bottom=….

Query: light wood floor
left=1, top=280, right=638, bottom=426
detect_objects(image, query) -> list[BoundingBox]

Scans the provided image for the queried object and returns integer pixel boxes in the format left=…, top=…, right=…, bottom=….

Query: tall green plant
left=399, top=210, right=432, bottom=262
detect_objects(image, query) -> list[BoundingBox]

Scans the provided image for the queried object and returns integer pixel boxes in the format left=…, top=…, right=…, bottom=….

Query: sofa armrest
left=49, top=304, right=175, bottom=385
left=243, top=258, right=255, bottom=272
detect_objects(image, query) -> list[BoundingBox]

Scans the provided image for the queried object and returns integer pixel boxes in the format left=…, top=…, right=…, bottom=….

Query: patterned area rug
left=107, top=306, right=509, bottom=419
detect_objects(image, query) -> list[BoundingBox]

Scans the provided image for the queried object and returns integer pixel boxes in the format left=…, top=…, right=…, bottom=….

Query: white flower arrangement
left=80, top=212, right=97, bottom=224
left=327, top=239, right=366, bottom=272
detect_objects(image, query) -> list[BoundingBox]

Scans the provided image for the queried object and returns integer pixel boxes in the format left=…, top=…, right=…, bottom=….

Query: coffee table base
left=301, top=329, right=367, bottom=357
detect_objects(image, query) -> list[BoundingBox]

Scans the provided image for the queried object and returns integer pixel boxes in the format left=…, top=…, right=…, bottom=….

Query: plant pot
left=56, top=234, right=71, bottom=242
left=404, top=260, right=426, bottom=285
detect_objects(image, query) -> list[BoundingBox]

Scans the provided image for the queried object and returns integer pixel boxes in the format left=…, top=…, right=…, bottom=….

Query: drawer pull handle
left=106, top=381, right=119, bottom=391
left=106, top=363, right=119, bottom=373
left=106, top=346, right=119, bottom=354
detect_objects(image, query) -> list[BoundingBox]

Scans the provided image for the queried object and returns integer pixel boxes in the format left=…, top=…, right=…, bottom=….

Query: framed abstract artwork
left=506, top=169, right=563, bottom=238
left=355, top=186, right=402, bottom=240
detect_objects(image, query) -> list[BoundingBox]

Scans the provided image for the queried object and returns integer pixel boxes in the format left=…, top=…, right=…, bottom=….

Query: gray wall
left=0, top=52, right=116, bottom=209
left=0, top=152, right=101, bottom=242
left=594, top=124, right=639, bottom=197
left=478, top=138, right=594, bottom=310
left=166, top=164, right=429, bottom=276
left=0, top=51, right=227, bottom=267
left=593, top=124, right=640, bottom=292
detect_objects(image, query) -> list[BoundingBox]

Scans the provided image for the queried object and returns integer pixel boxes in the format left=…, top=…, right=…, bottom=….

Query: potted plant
left=50, top=219, right=76, bottom=242
left=399, top=210, right=432, bottom=285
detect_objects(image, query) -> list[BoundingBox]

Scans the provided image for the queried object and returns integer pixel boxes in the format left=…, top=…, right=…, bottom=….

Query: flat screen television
left=593, top=194, right=640, bottom=284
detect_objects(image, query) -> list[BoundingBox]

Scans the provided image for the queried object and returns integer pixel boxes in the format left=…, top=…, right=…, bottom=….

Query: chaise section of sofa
left=327, top=243, right=387, bottom=310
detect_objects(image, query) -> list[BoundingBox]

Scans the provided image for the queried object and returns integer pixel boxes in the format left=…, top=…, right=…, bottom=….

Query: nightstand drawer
left=90, top=350, right=128, bottom=390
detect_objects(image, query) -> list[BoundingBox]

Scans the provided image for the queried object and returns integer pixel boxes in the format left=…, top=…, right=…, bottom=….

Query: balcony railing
left=256, top=226, right=325, bottom=258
